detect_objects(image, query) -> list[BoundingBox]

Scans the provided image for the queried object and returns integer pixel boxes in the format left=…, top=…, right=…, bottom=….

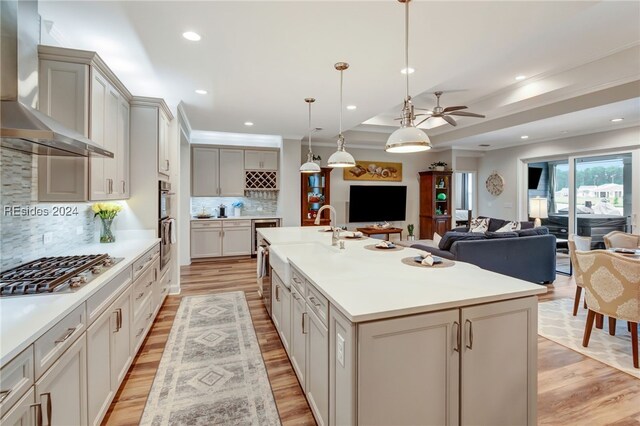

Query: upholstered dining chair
left=575, top=250, right=640, bottom=368
left=603, top=231, right=640, bottom=250
left=568, top=235, right=592, bottom=316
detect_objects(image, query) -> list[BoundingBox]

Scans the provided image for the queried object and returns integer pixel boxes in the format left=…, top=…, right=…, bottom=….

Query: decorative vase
left=100, top=218, right=115, bottom=243
left=407, top=235, right=416, bottom=241
left=234, top=207, right=241, bottom=217
left=435, top=166, right=445, bottom=171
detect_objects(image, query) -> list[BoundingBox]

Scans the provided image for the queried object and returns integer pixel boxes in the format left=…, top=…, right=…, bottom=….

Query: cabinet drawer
left=132, top=265, right=155, bottom=322
left=305, top=282, right=329, bottom=327
left=223, top=219, right=251, bottom=228
left=291, top=267, right=306, bottom=294
left=0, top=387, right=34, bottom=425
left=132, top=244, right=160, bottom=280
left=131, top=297, right=153, bottom=354
left=86, top=266, right=132, bottom=326
left=191, top=221, right=222, bottom=229
left=156, top=267, right=170, bottom=308
left=34, top=303, right=85, bottom=379
left=0, top=347, right=34, bottom=417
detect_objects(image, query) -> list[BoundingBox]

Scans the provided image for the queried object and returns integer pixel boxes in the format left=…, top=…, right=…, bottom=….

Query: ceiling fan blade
left=415, top=116, right=431, bottom=127
left=442, top=106, right=467, bottom=113
left=448, top=111, right=486, bottom=118
left=443, top=115, right=458, bottom=126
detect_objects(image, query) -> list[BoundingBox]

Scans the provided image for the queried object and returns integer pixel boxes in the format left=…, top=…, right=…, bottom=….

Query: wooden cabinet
left=244, top=150, right=278, bottom=170
left=191, top=147, right=244, bottom=196
left=301, top=168, right=333, bottom=226
left=272, top=273, right=283, bottom=332
left=272, top=271, right=291, bottom=354
left=190, top=225, right=223, bottom=258
left=158, top=110, right=170, bottom=177
left=221, top=226, right=251, bottom=256
left=305, top=308, right=329, bottom=426
left=35, top=335, right=87, bottom=426
left=419, top=170, right=453, bottom=239
left=37, top=46, right=131, bottom=202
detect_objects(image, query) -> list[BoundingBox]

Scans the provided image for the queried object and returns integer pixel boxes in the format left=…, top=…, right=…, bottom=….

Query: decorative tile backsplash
left=191, top=193, right=278, bottom=217
left=0, top=149, right=96, bottom=271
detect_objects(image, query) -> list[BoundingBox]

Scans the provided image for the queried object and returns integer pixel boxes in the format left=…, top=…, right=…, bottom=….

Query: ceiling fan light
left=327, top=149, right=356, bottom=168
left=385, top=126, right=432, bottom=153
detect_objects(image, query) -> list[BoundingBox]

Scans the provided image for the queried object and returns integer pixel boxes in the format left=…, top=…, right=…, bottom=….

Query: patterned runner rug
left=140, top=291, right=282, bottom=425
left=538, top=298, right=639, bottom=379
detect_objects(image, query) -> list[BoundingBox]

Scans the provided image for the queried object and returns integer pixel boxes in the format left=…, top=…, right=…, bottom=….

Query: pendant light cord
left=339, top=69, right=344, bottom=136
left=405, top=0, right=410, bottom=101
left=308, top=101, right=312, bottom=154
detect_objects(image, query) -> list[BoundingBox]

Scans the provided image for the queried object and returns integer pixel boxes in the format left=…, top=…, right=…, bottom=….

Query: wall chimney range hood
left=0, top=0, right=113, bottom=158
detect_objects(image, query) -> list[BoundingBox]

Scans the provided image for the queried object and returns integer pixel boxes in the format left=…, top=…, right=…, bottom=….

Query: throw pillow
left=517, top=227, right=549, bottom=237
left=438, top=231, right=487, bottom=250
left=433, top=232, right=442, bottom=247
left=485, top=231, right=519, bottom=239
left=469, top=217, right=490, bottom=233
left=496, top=221, right=521, bottom=232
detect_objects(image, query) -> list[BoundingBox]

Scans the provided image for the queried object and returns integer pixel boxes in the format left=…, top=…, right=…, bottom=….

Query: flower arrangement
left=407, top=223, right=415, bottom=236
left=429, top=161, right=448, bottom=171
left=92, top=202, right=122, bottom=243
left=231, top=201, right=244, bottom=208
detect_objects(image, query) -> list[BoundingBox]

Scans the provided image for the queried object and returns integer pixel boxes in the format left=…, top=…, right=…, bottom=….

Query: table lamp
left=529, top=197, right=548, bottom=228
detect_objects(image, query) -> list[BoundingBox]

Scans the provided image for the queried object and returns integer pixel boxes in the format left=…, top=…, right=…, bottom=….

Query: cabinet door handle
left=465, top=319, right=473, bottom=350
left=453, top=321, right=461, bottom=352
left=293, top=277, right=301, bottom=285
left=146, top=312, right=153, bottom=320
left=0, top=389, right=11, bottom=403
left=116, top=308, right=122, bottom=331
left=309, top=296, right=321, bottom=308
left=122, top=180, right=126, bottom=194
left=54, top=327, right=76, bottom=344
left=166, top=159, right=170, bottom=170
left=275, top=285, right=280, bottom=301
left=302, top=312, right=307, bottom=334
left=136, top=292, right=145, bottom=300
left=146, top=280, right=153, bottom=288
left=40, top=392, right=51, bottom=426
left=292, top=292, right=299, bottom=301
left=29, top=402, right=43, bottom=426
left=136, top=328, right=144, bottom=338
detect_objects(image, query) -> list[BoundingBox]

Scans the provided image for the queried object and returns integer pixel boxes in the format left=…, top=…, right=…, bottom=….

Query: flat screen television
left=348, top=185, right=407, bottom=223
left=528, top=167, right=543, bottom=190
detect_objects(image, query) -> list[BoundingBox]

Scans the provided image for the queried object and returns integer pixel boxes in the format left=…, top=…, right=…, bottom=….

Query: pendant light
left=385, top=0, right=432, bottom=153
left=327, top=62, right=356, bottom=168
left=300, top=98, right=322, bottom=173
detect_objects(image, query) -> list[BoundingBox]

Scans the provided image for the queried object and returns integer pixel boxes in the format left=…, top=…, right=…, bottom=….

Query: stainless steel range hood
left=0, top=0, right=113, bottom=158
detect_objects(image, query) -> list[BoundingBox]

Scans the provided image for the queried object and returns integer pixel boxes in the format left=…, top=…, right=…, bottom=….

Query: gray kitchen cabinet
left=244, top=149, right=278, bottom=170
left=37, top=46, right=131, bottom=202
left=158, top=110, right=170, bottom=177
left=221, top=226, right=251, bottom=256
left=279, top=277, right=292, bottom=355
left=305, top=307, right=329, bottom=426
left=290, top=286, right=306, bottom=390
left=0, top=388, right=34, bottom=426
left=86, top=299, right=115, bottom=426
left=191, top=147, right=244, bottom=196
left=34, top=335, right=87, bottom=426
left=190, top=224, right=223, bottom=258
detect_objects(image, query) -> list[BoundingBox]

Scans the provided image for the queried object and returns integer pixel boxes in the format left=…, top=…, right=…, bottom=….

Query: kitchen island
left=259, top=226, right=546, bottom=426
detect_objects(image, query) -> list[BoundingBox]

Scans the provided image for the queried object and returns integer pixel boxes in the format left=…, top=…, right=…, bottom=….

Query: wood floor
left=103, top=258, right=640, bottom=426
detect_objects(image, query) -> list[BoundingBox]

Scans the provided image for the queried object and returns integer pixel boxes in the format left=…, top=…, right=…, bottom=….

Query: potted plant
left=430, top=161, right=447, bottom=172
left=92, top=202, right=122, bottom=243
left=407, top=224, right=415, bottom=241
left=312, top=154, right=321, bottom=166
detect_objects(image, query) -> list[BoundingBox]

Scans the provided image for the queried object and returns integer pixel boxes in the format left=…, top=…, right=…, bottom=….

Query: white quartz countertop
left=191, top=215, right=281, bottom=221
left=0, top=237, right=160, bottom=366
left=261, top=227, right=547, bottom=323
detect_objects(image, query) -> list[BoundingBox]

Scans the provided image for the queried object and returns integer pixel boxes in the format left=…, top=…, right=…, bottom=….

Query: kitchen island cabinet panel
left=305, top=308, right=329, bottom=426
left=86, top=304, right=114, bottom=426
left=290, top=286, right=307, bottom=390
left=0, top=388, right=35, bottom=426
left=358, top=309, right=459, bottom=426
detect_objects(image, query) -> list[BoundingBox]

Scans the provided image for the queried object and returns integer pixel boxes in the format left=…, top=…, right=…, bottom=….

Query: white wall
left=179, top=131, right=191, bottom=266
left=476, top=126, right=640, bottom=221
left=307, top=143, right=437, bottom=237
left=278, top=138, right=302, bottom=226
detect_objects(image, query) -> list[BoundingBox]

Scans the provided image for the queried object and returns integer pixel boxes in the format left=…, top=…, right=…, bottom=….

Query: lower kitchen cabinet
left=190, top=220, right=254, bottom=258
left=0, top=388, right=34, bottom=426
left=305, top=308, right=329, bottom=426
left=221, top=227, right=251, bottom=256
left=272, top=271, right=291, bottom=354
left=190, top=227, right=222, bottom=258
left=35, top=335, right=87, bottom=426
left=86, top=306, right=115, bottom=425
left=290, top=286, right=306, bottom=390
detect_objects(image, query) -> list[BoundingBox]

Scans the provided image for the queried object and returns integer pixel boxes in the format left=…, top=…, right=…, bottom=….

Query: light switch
left=337, top=333, right=345, bottom=367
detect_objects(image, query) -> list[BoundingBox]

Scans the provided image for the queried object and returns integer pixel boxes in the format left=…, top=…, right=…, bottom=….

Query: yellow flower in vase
left=91, top=202, right=122, bottom=243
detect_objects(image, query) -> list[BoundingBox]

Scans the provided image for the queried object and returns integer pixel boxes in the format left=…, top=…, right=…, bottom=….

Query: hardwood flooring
left=104, top=258, right=640, bottom=426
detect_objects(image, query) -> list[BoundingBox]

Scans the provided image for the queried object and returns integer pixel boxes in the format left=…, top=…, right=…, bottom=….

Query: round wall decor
left=485, top=171, right=505, bottom=196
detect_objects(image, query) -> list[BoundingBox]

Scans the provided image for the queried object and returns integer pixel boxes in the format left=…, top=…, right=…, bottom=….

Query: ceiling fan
left=412, top=91, right=486, bottom=127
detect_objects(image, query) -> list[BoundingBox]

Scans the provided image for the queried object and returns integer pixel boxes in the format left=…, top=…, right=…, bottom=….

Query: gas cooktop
left=0, top=254, right=122, bottom=297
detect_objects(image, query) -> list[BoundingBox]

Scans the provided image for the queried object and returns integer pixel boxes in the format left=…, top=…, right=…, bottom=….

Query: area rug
left=140, top=291, right=282, bottom=425
left=538, top=298, right=639, bottom=379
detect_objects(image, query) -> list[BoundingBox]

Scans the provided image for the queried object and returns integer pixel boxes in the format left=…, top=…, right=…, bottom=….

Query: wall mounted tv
left=528, top=167, right=543, bottom=190
left=348, top=185, right=407, bottom=223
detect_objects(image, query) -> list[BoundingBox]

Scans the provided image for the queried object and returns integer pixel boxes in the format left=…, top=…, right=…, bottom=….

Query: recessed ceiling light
left=610, top=118, right=624, bottom=122
left=244, top=121, right=254, bottom=126
left=195, top=89, right=207, bottom=95
left=515, top=75, right=526, bottom=81
left=400, top=67, right=415, bottom=75
left=520, top=135, right=529, bottom=139
left=346, top=105, right=357, bottom=110
left=182, top=31, right=201, bottom=41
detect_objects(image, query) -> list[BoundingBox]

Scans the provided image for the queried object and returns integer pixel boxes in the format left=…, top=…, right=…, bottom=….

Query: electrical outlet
left=76, top=226, right=83, bottom=235
left=337, top=333, right=345, bottom=367
left=43, top=232, right=53, bottom=244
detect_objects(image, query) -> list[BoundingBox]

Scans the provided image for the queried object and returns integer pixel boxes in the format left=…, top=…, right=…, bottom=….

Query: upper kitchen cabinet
left=244, top=149, right=278, bottom=170
left=37, top=45, right=132, bottom=201
left=191, top=146, right=245, bottom=196
left=158, top=109, right=171, bottom=178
